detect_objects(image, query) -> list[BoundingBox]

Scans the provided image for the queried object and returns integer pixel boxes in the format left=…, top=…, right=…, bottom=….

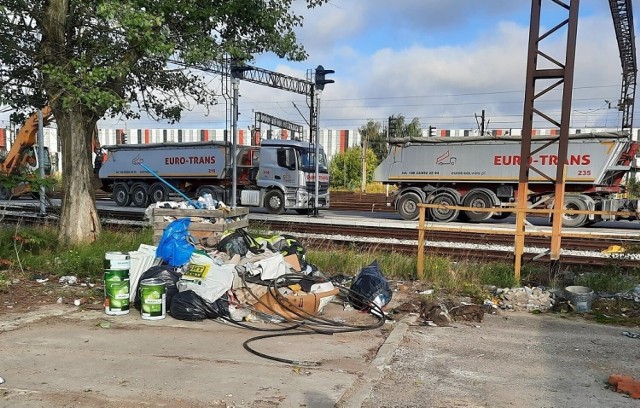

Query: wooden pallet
left=151, top=207, right=249, bottom=245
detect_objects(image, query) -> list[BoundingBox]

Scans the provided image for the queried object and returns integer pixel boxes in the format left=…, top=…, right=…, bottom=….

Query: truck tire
left=149, top=182, right=169, bottom=203
left=0, top=185, right=11, bottom=200
left=427, top=192, right=459, bottom=223
left=112, top=183, right=132, bottom=207
left=397, top=193, right=422, bottom=220
left=131, top=183, right=150, bottom=207
left=196, top=185, right=226, bottom=204
left=462, top=189, right=494, bottom=222
left=562, top=196, right=589, bottom=227
left=491, top=212, right=512, bottom=220
left=264, top=190, right=285, bottom=215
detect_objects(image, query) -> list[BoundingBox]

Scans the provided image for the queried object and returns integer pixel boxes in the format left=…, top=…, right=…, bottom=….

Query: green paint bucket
left=104, top=269, right=130, bottom=315
left=139, top=278, right=166, bottom=320
left=104, top=252, right=130, bottom=271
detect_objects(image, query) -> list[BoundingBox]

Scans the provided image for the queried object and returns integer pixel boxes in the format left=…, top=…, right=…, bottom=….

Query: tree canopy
left=358, top=120, right=388, bottom=163
left=0, top=0, right=327, bottom=244
left=329, top=147, right=378, bottom=191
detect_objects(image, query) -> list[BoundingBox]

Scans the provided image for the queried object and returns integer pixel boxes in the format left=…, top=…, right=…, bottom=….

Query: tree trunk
left=56, top=111, right=101, bottom=245
left=40, top=0, right=101, bottom=245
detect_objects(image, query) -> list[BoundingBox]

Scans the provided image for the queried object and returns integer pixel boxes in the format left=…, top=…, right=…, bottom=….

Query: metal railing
left=416, top=203, right=639, bottom=279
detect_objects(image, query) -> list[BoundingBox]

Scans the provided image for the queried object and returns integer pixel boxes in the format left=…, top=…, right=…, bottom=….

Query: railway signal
left=314, top=65, right=334, bottom=91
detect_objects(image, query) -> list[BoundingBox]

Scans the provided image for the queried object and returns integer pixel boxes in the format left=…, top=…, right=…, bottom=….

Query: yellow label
left=186, top=263, right=210, bottom=279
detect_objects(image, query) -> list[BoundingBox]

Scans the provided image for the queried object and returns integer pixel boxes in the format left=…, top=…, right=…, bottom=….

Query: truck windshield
left=300, top=148, right=328, bottom=171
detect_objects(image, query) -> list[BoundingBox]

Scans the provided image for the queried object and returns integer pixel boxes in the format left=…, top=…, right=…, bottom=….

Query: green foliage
left=574, top=271, right=639, bottom=293
left=329, top=147, right=378, bottom=190
left=358, top=120, right=388, bottom=162
left=479, top=262, right=520, bottom=288
left=0, top=0, right=329, bottom=122
left=0, top=170, right=57, bottom=197
left=626, top=175, right=640, bottom=198
left=307, top=246, right=522, bottom=295
left=0, top=226, right=152, bottom=279
left=388, top=115, right=423, bottom=138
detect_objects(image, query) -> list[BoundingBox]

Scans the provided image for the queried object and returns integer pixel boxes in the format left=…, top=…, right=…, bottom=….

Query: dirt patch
left=0, top=273, right=103, bottom=315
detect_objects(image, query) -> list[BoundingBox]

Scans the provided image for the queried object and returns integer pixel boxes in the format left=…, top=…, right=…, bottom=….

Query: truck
left=97, top=139, right=330, bottom=214
left=373, top=132, right=639, bottom=227
left=0, top=107, right=53, bottom=200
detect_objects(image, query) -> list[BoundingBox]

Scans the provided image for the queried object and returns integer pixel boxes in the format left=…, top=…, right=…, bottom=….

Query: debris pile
left=419, top=301, right=486, bottom=326
left=97, top=217, right=394, bottom=363
left=491, top=287, right=554, bottom=312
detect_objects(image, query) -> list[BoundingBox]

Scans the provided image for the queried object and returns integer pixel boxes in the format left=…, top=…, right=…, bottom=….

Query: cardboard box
left=253, top=288, right=339, bottom=320
left=283, top=254, right=302, bottom=272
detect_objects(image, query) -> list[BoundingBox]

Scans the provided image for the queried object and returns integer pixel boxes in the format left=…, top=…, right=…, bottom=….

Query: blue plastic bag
left=156, top=218, right=195, bottom=267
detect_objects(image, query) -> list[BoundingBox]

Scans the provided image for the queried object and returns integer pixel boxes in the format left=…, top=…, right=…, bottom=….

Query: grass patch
left=2, top=225, right=637, bottom=300
left=0, top=225, right=152, bottom=280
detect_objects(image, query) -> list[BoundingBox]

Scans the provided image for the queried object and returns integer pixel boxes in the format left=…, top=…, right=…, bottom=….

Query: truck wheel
left=0, top=185, right=11, bottom=200
left=397, top=193, right=421, bottom=220
left=112, top=183, right=132, bottom=207
left=264, top=190, right=285, bottom=215
left=491, top=212, right=512, bottom=220
left=462, top=189, right=494, bottom=222
left=131, top=183, right=150, bottom=207
left=196, top=185, right=227, bottom=204
left=562, top=196, right=588, bottom=227
left=427, top=192, right=459, bottom=223
left=149, top=182, right=169, bottom=203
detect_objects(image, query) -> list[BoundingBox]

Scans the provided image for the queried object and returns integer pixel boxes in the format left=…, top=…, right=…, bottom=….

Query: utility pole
left=361, top=134, right=367, bottom=193
left=475, top=109, right=486, bottom=135
left=37, top=109, right=46, bottom=216
left=231, top=76, right=239, bottom=208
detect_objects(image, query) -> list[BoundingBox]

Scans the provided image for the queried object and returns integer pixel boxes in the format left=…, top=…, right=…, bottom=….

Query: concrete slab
left=0, top=306, right=389, bottom=407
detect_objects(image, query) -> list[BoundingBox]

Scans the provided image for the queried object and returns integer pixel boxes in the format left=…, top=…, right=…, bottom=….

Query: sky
left=238, top=0, right=633, bottom=133
left=4, top=1, right=636, bottom=133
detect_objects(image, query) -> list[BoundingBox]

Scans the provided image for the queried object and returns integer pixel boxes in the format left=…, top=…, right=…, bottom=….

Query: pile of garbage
left=131, top=218, right=393, bottom=326
left=490, top=286, right=554, bottom=312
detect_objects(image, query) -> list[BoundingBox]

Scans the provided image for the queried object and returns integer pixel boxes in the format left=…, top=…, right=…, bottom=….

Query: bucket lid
left=140, top=278, right=165, bottom=286
left=565, top=285, right=593, bottom=294
left=105, top=252, right=129, bottom=260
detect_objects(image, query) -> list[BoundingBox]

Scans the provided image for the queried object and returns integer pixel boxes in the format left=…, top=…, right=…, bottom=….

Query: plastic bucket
left=104, top=269, right=130, bottom=315
left=139, top=278, right=167, bottom=320
left=104, top=252, right=130, bottom=271
left=565, top=286, right=594, bottom=313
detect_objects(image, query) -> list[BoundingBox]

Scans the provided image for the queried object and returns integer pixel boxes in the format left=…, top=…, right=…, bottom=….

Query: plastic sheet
left=169, top=290, right=229, bottom=321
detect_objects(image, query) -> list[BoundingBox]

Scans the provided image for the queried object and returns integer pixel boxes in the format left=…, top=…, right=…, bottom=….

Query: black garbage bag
left=134, top=265, right=181, bottom=311
left=169, top=290, right=230, bottom=321
left=348, top=260, right=392, bottom=311
left=217, top=229, right=263, bottom=257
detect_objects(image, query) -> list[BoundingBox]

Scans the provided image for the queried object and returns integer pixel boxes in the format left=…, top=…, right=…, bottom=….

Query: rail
left=416, top=203, right=639, bottom=279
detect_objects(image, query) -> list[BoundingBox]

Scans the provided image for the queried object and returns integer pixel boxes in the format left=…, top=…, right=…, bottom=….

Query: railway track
left=3, top=196, right=640, bottom=269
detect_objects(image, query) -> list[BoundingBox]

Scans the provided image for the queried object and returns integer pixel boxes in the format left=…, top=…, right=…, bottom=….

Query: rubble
left=492, top=286, right=554, bottom=312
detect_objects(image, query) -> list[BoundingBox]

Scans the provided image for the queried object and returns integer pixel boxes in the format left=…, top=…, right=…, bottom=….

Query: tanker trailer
left=98, top=139, right=330, bottom=214
left=373, top=132, right=639, bottom=227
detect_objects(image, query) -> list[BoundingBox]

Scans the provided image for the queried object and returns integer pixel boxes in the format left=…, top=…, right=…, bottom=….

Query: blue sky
left=5, top=1, right=634, bottom=133
left=233, top=0, right=631, bottom=133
